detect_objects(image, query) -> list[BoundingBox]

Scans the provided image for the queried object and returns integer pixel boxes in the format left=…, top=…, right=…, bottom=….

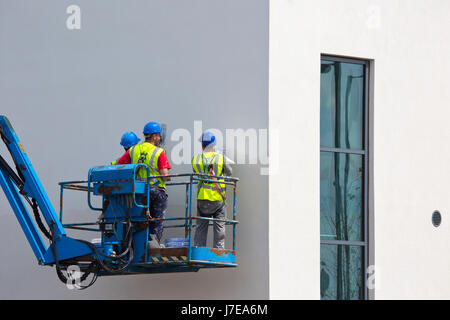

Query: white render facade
left=269, top=0, right=450, bottom=299
left=0, top=0, right=449, bottom=299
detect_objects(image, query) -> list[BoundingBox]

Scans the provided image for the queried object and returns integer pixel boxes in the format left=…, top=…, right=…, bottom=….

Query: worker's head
left=143, top=122, right=162, bottom=147
left=200, top=131, right=216, bottom=151
left=120, top=131, right=140, bottom=151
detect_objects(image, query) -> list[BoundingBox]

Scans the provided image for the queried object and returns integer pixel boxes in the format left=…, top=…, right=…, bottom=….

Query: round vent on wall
left=432, top=210, right=442, bottom=227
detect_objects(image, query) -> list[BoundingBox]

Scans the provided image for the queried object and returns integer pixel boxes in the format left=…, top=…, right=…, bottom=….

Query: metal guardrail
left=58, top=172, right=239, bottom=254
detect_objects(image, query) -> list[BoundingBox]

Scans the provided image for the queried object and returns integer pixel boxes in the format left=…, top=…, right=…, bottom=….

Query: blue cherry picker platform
left=0, top=115, right=239, bottom=288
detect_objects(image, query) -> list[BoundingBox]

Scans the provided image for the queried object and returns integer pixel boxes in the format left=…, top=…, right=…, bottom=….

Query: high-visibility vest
left=129, top=142, right=166, bottom=188
left=192, top=152, right=226, bottom=202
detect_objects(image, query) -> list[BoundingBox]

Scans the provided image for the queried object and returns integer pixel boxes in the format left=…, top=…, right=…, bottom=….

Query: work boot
left=148, top=233, right=161, bottom=249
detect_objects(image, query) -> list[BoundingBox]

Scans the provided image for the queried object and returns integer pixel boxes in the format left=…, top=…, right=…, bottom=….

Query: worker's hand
left=159, top=168, right=171, bottom=181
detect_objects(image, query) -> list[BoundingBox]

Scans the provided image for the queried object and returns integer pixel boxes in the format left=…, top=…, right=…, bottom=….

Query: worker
left=120, top=131, right=140, bottom=151
left=111, top=131, right=140, bottom=165
left=114, top=122, right=171, bottom=245
left=192, top=131, right=232, bottom=249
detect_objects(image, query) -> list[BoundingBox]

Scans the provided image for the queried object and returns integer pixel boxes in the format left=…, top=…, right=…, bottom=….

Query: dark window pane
left=320, top=152, right=363, bottom=241
left=320, top=61, right=364, bottom=150
left=320, top=244, right=364, bottom=300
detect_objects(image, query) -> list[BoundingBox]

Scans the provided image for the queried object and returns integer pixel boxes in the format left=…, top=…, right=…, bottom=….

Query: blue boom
left=0, top=116, right=93, bottom=265
left=0, top=115, right=239, bottom=288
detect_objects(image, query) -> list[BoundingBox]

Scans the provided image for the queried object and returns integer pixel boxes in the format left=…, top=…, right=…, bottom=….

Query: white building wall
left=269, top=0, right=450, bottom=299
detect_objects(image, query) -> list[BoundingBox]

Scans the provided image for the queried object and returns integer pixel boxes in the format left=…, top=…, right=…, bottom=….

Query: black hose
left=31, top=199, right=52, bottom=240
left=75, top=234, right=134, bottom=274
left=50, top=222, right=69, bottom=284
left=91, top=222, right=133, bottom=260
left=0, top=154, right=23, bottom=190
left=49, top=210, right=135, bottom=287
left=50, top=223, right=98, bottom=289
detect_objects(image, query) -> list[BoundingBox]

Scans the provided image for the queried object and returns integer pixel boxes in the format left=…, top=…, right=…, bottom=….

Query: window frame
left=320, top=54, right=370, bottom=300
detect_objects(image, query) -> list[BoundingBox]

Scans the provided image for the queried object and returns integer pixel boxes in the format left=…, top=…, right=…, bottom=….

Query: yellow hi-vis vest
left=129, top=142, right=166, bottom=188
left=192, top=152, right=226, bottom=202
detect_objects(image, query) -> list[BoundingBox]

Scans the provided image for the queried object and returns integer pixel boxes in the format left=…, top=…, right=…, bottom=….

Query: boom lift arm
left=0, top=116, right=93, bottom=265
left=0, top=115, right=239, bottom=289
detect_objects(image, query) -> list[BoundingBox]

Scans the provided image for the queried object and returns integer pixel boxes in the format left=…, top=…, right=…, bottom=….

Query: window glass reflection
left=320, top=152, right=363, bottom=241
left=320, top=61, right=364, bottom=150
left=320, top=244, right=364, bottom=300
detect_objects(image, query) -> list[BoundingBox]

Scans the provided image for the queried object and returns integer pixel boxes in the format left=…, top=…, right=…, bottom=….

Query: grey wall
left=0, top=0, right=268, bottom=299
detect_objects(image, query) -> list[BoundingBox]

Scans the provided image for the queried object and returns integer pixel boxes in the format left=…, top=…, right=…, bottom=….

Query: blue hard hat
left=143, top=122, right=162, bottom=135
left=199, top=131, right=216, bottom=147
left=120, top=131, right=140, bottom=148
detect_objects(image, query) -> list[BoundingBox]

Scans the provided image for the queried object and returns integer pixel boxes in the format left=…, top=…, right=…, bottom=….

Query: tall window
left=320, top=56, right=369, bottom=300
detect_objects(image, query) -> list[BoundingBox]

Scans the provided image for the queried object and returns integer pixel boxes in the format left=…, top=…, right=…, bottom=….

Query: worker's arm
left=222, top=156, right=232, bottom=176
left=115, top=150, right=131, bottom=165
left=158, top=151, right=171, bottom=181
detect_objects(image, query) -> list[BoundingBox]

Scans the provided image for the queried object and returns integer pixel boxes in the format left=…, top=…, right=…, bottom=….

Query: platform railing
left=58, top=172, right=239, bottom=262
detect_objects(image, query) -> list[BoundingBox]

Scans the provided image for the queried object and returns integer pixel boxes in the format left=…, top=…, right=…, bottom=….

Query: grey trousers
left=194, top=200, right=226, bottom=249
